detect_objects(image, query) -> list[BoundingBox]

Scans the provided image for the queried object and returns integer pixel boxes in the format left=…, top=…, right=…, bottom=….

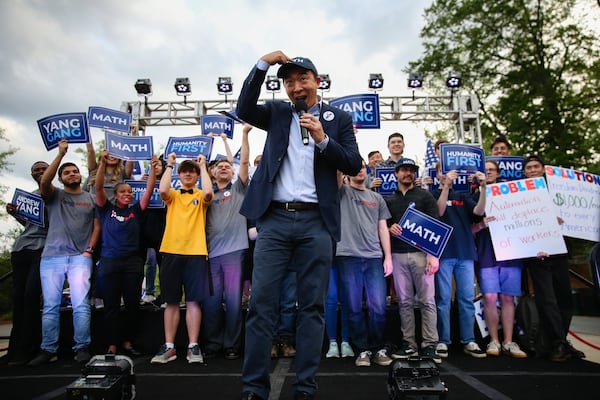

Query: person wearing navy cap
left=236, top=50, right=362, bottom=400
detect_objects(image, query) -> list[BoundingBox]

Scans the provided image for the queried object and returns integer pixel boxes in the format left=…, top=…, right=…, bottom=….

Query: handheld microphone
left=294, top=100, right=310, bottom=145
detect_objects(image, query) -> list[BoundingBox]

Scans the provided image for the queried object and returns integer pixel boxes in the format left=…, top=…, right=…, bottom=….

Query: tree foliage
left=408, top=0, right=600, bottom=172
left=0, top=127, right=18, bottom=220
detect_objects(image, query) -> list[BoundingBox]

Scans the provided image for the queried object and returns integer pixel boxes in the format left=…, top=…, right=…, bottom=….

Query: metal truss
left=121, top=92, right=482, bottom=146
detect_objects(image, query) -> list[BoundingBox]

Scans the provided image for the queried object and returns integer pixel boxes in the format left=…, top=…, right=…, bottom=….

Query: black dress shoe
left=225, top=348, right=240, bottom=360
left=565, top=341, right=585, bottom=359
left=241, top=391, right=265, bottom=400
left=549, top=342, right=570, bottom=362
left=294, top=391, right=315, bottom=400
left=122, top=346, right=142, bottom=357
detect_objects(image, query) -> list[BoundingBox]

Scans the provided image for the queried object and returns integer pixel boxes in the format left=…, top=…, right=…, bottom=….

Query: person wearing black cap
left=521, top=155, right=585, bottom=362
left=385, top=158, right=442, bottom=364
left=236, top=50, right=362, bottom=400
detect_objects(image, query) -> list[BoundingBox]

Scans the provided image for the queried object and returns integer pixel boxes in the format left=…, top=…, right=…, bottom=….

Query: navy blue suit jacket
left=236, top=65, right=362, bottom=241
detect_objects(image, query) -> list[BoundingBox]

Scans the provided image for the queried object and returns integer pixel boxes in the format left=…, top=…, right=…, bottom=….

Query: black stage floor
left=2, top=349, right=599, bottom=400
left=2, top=306, right=600, bottom=400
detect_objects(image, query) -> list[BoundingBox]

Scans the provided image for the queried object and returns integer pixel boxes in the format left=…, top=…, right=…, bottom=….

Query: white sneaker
left=486, top=340, right=501, bottom=356
left=502, top=342, right=527, bottom=359
left=142, top=294, right=156, bottom=303
left=326, top=342, right=340, bottom=358
left=372, top=349, right=392, bottom=366
left=436, top=343, right=449, bottom=358
left=341, top=342, right=355, bottom=358
left=464, top=342, right=487, bottom=358
left=355, top=351, right=371, bottom=367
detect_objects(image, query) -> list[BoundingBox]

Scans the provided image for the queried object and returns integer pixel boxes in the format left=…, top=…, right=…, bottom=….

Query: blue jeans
left=203, top=250, right=244, bottom=352
left=325, top=264, right=350, bottom=342
left=144, top=248, right=157, bottom=296
left=435, top=258, right=476, bottom=345
left=40, top=254, right=92, bottom=352
left=275, top=271, right=297, bottom=339
left=336, top=257, right=386, bottom=352
left=242, top=208, right=332, bottom=398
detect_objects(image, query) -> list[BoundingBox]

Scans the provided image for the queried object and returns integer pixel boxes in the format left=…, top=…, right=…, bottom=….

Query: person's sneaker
left=355, top=350, right=371, bottom=367
left=341, top=342, right=355, bottom=358
left=486, top=340, right=501, bottom=356
left=326, top=342, right=340, bottom=358
left=502, top=342, right=527, bottom=359
left=141, top=294, right=156, bottom=303
left=566, top=341, right=586, bottom=359
left=391, top=341, right=417, bottom=359
left=436, top=343, right=449, bottom=358
left=27, top=350, right=58, bottom=367
left=463, top=342, right=487, bottom=358
left=280, top=338, right=296, bottom=357
left=372, top=349, right=392, bottom=366
left=187, top=345, right=203, bottom=364
left=151, top=344, right=177, bottom=364
left=74, top=347, right=91, bottom=363
left=421, top=345, right=442, bottom=364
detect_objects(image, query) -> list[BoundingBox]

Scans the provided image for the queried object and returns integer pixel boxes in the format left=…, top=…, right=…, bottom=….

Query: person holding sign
left=1, top=161, right=48, bottom=366
left=84, top=125, right=137, bottom=202
left=385, top=158, right=441, bottom=363
left=433, top=165, right=487, bottom=359
left=371, top=133, right=405, bottom=191
left=472, top=160, right=527, bottom=358
left=236, top=50, right=362, bottom=400
left=202, top=124, right=251, bottom=361
left=521, top=155, right=584, bottom=362
left=28, top=140, right=101, bottom=366
left=94, top=150, right=158, bottom=356
left=150, top=153, right=213, bottom=365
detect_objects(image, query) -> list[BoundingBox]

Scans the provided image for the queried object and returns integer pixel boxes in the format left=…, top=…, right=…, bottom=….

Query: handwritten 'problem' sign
left=485, top=177, right=567, bottom=261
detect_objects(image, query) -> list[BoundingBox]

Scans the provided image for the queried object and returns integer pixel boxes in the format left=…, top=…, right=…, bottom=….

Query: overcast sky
left=0, top=0, right=439, bottom=233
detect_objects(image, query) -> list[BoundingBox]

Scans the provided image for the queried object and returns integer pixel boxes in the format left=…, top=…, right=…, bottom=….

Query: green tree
left=0, top=127, right=19, bottom=248
left=408, top=0, right=600, bottom=172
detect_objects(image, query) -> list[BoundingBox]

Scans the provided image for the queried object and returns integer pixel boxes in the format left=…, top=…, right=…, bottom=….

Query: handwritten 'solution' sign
left=545, top=166, right=600, bottom=242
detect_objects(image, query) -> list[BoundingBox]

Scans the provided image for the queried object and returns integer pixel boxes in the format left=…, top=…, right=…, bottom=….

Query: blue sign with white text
left=12, top=188, right=45, bottom=227
left=201, top=115, right=234, bottom=139
left=485, top=156, right=524, bottom=182
left=395, top=206, right=453, bottom=258
left=88, top=107, right=132, bottom=132
left=375, top=168, right=397, bottom=196
left=125, top=180, right=164, bottom=209
left=165, top=136, right=214, bottom=160
left=427, top=169, right=471, bottom=193
left=37, top=112, right=90, bottom=151
left=440, top=143, right=485, bottom=174
left=105, top=131, right=154, bottom=160
left=330, top=94, right=380, bottom=129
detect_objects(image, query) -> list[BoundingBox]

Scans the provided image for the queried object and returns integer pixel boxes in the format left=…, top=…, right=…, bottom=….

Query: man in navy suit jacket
left=237, top=50, right=362, bottom=400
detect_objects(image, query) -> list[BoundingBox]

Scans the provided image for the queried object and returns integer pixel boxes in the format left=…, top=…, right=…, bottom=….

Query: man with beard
left=28, top=139, right=101, bottom=366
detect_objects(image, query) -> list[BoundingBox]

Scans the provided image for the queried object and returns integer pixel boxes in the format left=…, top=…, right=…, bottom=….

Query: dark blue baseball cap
left=395, top=158, right=419, bottom=172
left=277, top=57, right=318, bottom=78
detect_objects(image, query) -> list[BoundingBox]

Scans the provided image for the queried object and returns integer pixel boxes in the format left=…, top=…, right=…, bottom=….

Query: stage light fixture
left=265, top=75, right=281, bottom=92
left=446, top=71, right=462, bottom=89
left=174, top=77, right=192, bottom=96
left=217, top=77, right=233, bottom=95
left=368, top=73, right=384, bottom=91
left=134, top=78, right=152, bottom=96
left=407, top=72, right=423, bottom=89
left=318, top=74, right=331, bottom=91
